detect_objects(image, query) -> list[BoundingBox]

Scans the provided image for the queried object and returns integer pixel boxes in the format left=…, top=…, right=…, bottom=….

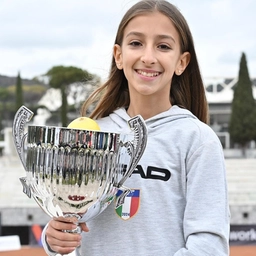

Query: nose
left=140, top=46, right=157, bottom=65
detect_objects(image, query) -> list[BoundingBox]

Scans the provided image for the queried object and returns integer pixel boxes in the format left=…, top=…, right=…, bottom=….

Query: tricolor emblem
left=115, top=189, right=140, bottom=220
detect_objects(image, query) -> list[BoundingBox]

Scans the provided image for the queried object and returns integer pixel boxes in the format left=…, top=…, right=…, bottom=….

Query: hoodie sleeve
left=174, top=136, right=230, bottom=255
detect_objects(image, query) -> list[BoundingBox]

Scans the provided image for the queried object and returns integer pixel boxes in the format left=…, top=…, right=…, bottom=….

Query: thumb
left=80, top=222, right=89, bottom=232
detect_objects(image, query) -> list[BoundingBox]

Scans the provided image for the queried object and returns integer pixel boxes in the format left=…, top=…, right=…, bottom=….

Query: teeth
left=137, top=70, right=159, bottom=77
left=68, top=195, right=85, bottom=201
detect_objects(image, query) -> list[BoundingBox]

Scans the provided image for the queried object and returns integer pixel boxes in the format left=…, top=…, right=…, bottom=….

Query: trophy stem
left=62, top=214, right=82, bottom=256
left=63, top=214, right=82, bottom=233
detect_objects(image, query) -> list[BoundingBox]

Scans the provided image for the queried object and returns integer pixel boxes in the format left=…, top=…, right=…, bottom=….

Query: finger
left=80, top=222, right=90, bottom=232
left=46, top=224, right=82, bottom=241
left=50, top=219, right=78, bottom=231
left=46, top=230, right=82, bottom=254
left=47, top=236, right=81, bottom=250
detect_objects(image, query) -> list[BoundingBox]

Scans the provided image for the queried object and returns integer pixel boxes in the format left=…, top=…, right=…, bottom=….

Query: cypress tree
left=229, top=52, right=256, bottom=154
left=15, top=71, right=24, bottom=110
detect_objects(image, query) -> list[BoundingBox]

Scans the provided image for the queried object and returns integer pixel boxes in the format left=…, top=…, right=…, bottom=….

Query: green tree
left=0, top=87, right=11, bottom=131
left=45, top=66, right=97, bottom=127
left=15, top=71, right=24, bottom=110
left=229, top=52, right=256, bottom=155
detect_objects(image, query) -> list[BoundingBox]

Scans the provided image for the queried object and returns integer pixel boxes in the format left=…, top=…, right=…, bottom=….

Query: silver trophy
left=12, top=106, right=147, bottom=256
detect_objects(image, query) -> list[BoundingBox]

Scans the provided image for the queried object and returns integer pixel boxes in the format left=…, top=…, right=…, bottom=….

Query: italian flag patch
left=115, top=189, right=140, bottom=220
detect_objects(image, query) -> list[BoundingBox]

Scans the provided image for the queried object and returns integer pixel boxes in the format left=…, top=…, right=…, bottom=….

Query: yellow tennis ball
left=67, top=117, right=100, bottom=131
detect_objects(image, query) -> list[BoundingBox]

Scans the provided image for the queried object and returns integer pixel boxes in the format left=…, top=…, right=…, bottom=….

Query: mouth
left=68, top=195, right=86, bottom=201
left=136, top=69, right=161, bottom=78
left=58, top=196, right=93, bottom=209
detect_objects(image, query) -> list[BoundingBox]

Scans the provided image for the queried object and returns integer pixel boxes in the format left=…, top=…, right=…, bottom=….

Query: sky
left=0, top=0, right=255, bottom=82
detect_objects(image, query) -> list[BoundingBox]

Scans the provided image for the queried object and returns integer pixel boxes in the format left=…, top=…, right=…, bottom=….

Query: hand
left=45, top=218, right=89, bottom=255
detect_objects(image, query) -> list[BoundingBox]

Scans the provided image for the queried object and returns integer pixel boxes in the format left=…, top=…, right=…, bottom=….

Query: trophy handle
left=13, top=106, right=34, bottom=198
left=12, top=105, right=34, bottom=169
left=118, top=115, right=147, bottom=187
left=115, top=115, right=147, bottom=208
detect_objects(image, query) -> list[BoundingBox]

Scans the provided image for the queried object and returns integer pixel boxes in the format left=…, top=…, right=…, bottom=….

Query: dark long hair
left=81, top=0, right=208, bottom=123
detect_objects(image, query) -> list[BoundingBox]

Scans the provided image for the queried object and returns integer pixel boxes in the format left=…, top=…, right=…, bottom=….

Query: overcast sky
left=0, top=0, right=255, bottom=82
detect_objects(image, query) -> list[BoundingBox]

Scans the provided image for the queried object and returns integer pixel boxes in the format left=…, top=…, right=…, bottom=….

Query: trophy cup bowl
left=12, top=106, right=147, bottom=255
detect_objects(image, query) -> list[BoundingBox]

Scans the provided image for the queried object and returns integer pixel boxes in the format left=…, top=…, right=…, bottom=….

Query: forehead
left=123, top=11, right=179, bottom=40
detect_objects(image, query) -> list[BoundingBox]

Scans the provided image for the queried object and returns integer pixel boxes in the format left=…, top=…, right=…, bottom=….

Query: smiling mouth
left=136, top=70, right=161, bottom=77
left=68, top=195, right=86, bottom=201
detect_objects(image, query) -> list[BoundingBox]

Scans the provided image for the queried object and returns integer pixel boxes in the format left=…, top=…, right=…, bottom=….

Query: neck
left=127, top=99, right=172, bottom=120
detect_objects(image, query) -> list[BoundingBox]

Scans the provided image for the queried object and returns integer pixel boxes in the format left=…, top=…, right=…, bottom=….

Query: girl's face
left=114, top=11, right=190, bottom=106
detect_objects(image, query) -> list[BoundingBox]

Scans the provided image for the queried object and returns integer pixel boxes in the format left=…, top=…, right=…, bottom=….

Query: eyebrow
left=125, top=31, right=176, bottom=43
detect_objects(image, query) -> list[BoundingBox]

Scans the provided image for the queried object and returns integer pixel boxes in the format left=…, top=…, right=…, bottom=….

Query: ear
left=175, top=52, right=191, bottom=76
left=113, top=44, right=123, bottom=69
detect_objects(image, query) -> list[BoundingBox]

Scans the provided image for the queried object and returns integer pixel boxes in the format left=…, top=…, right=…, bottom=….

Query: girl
left=42, top=1, right=230, bottom=255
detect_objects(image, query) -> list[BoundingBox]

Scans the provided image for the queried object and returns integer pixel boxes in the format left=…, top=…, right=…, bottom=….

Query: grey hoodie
left=42, top=106, right=230, bottom=256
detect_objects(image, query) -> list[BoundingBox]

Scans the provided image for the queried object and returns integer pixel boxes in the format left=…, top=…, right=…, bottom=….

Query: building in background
left=205, top=77, right=256, bottom=157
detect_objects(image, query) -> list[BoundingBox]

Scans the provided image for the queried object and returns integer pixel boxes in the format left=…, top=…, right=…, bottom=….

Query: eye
left=158, top=44, right=171, bottom=50
left=129, top=41, right=142, bottom=47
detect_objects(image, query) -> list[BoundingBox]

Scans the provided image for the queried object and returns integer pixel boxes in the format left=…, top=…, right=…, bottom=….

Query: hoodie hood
left=96, top=105, right=197, bottom=134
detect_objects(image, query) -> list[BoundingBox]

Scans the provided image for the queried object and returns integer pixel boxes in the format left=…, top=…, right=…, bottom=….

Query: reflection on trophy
left=12, top=106, right=147, bottom=256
